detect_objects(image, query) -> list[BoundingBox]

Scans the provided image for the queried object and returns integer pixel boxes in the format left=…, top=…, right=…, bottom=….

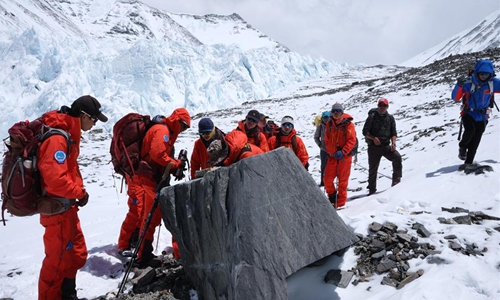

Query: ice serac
left=159, top=147, right=359, bottom=300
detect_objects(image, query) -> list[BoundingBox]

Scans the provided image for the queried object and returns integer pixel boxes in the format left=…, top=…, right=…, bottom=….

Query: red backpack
left=1, top=119, right=71, bottom=225
left=110, top=113, right=155, bottom=178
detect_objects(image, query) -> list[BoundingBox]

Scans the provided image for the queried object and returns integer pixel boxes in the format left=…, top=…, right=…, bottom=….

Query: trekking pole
left=458, top=118, right=463, bottom=141
left=155, top=223, right=161, bottom=251
left=117, top=163, right=173, bottom=296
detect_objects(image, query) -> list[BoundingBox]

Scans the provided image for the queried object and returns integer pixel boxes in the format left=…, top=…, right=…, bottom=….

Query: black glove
left=304, top=162, right=309, bottom=171
left=456, top=76, right=466, bottom=87
left=77, top=192, right=89, bottom=207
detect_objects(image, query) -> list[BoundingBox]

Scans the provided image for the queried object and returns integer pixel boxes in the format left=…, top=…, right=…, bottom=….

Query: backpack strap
left=40, top=128, right=72, bottom=154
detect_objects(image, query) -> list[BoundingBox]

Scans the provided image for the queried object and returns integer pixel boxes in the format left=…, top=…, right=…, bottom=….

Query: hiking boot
left=368, top=189, right=377, bottom=196
left=118, top=249, right=134, bottom=258
left=391, top=180, right=400, bottom=187
left=328, top=192, right=337, bottom=205
left=458, top=148, right=467, bottom=160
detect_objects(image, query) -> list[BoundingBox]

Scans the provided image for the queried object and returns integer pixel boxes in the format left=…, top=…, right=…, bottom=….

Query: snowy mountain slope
left=0, top=0, right=342, bottom=136
left=1, top=48, right=499, bottom=300
left=168, top=12, right=288, bottom=52
left=402, top=10, right=500, bottom=67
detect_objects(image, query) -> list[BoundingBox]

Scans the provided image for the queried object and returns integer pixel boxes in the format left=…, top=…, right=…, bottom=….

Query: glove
left=333, top=151, right=344, bottom=160
left=456, top=76, right=466, bottom=87
left=77, top=192, right=89, bottom=207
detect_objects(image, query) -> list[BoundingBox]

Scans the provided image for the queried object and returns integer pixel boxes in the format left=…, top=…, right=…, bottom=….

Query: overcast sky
left=141, top=0, right=499, bottom=66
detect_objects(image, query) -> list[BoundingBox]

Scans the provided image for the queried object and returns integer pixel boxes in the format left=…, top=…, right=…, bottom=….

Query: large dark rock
left=159, top=147, right=359, bottom=300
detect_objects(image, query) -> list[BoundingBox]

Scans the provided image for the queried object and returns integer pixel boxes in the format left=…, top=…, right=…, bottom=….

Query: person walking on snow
left=362, top=98, right=402, bottom=195
left=452, top=59, right=500, bottom=165
left=314, top=111, right=331, bottom=186
left=268, top=115, right=309, bottom=169
left=324, top=103, right=357, bottom=209
left=37, top=95, right=108, bottom=300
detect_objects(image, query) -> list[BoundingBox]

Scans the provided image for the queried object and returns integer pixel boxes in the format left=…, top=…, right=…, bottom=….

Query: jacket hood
left=225, top=130, right=248, bottom=163
left=41, top=110, right=81, bottom=141
left=474, top=60, right=495, bottom=74
left=164, top=108, right=191, bottom=143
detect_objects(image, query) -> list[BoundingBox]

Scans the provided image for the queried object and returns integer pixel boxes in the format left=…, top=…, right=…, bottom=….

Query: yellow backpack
left=312, top=114, right=322, bottom=127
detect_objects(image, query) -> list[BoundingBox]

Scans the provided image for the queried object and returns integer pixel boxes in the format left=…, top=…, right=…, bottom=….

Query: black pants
left=459, top=114, right=487, bottom=164
left=320, top=150, right=328, bottom=185
left=367, top=145, right=402, bottom=192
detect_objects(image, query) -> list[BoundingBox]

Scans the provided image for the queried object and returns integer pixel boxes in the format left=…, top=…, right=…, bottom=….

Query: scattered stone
left=324, top=270, right=355, bottom=288
left=131, top=267, right=156, bottom=287
left=369, top=222, right=383, bottom=232
left=444, top=234, right=457, bottom=240
left=449, top=241, right=462, bottom=251
left=381, top=277, right=398, bottom=287
left=426, top=256, right=449, bottom=265
left=470, top=211, right=500, bottom=221
left=415, top=224, right=432, bottom=238
left=397, top=271, right=421, bottom=289
left=376, top=258, right=396, bottom=273
left=441, top=207, right=469, bottom=213
left=452, top=215, right=472, bottom=225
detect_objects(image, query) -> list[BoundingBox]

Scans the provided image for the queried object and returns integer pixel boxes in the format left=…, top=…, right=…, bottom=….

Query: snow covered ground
left=1, top=65, right=499, bottom=300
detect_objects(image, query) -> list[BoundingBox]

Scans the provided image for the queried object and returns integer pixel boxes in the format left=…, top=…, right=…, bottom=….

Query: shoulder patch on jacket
left=54, top=150, right=67, bottom=164
left=163, top=134, right=169, bottom=143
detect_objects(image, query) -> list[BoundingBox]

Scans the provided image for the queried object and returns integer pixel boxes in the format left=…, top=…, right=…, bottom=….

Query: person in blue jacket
left=452, top=59, right=500, bottom=165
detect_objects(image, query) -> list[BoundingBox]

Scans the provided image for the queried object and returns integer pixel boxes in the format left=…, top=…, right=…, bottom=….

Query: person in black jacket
left=362, top=98, right=402, bottom=195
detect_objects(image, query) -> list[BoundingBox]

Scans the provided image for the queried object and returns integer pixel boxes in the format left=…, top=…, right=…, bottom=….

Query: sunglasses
left=81, top=110, right=98, bottom=123
left=282, top=123, right=293, bottom=128
left=199, top=131, right=212, bottom=136
left=246, top=117, right=258, bottom=123
left=331, top=109, right=343, bottom=113
left=179, top=120, right=189, bottom=132
left=378, top=104, right=388, bottom=108
left=478, top=72, right=490, bottom=77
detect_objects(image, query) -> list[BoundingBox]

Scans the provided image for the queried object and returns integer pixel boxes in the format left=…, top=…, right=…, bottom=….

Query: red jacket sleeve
left=267, top=136, right=277, bottom=150
left=190, top=139, right=209, bottom=178
left=38, top=135, right=86, bottom=199
left=148, top=125, right=177, bottom=167
left=295, top=136, right=309, bottom=166
left=342, top=122, right=357, bottom=156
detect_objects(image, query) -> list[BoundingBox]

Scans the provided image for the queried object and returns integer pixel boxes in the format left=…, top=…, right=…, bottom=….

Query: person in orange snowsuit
left=235, top=109, right=269, bottom=153
left=117, top=116, right=174, bottom=256
left=207, top=129, right=263, bottom=167
left=190, top=117, right=225, bottom=178
left=268, top=115, right=309, bottom=169
left=134, top=108, right=190, bottom=266
left=324, top=103, right=357, bottom=209
left=37, top=95, right=108, bottom=300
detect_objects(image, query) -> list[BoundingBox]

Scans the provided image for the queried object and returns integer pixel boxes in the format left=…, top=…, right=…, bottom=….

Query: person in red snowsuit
left=235, top=109, right=269, bottom=153
left=37, top=95, right=108, bottom=300
left=190, top=117, right=225, bottom=178
left=134, top=108, right=191, bottom=266
left=207, top=129, right=263, bottom=167
left=267, top=115, right=309, bottom=168
left=323, top=103, right=357, bottom=209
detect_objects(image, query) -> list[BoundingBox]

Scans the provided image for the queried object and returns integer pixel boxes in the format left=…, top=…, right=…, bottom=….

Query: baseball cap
left=71, top=95, right=108, bottom=122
